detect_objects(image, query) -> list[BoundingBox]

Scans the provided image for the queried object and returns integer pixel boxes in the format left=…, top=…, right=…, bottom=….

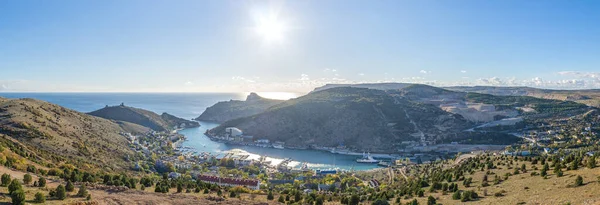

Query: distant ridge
left=195, top=92, right=283, bottom=123
left=89, top=104, right=199, bottom=131
left=314, top=83, right=600, bottom=108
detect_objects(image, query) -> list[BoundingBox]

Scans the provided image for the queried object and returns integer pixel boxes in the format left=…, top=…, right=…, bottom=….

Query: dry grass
left=400, top=160, right=600, bottom=205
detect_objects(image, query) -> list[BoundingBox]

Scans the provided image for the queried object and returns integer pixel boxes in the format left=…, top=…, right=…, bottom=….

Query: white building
left=225, top=127, right=243, bottom=137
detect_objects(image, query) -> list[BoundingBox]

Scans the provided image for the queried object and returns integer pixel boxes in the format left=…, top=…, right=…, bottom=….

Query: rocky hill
left=195, top=92, right=283, bottom=122
left=0, top=97, right=136, bottom=171
left=209, top=87, right=473, bottom=152
left=89, top=105, right=199, bottom=131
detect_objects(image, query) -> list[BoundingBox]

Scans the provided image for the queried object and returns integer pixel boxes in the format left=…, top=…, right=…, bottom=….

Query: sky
left=1, top=0, right=600, bottom=93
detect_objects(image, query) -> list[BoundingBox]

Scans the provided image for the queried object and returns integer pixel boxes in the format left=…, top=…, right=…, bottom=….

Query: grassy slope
left=0, top=98, right=134, bottom=172
left=396, top=157, right=600, bottom=205
left=88, top=105, right=172, bottom=131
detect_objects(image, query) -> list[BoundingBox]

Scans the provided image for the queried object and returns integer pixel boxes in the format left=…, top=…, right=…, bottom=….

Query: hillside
left=209, top=87, right=473, bottom=152
left=0, top=97, right=135, bottom=171
left=89, top=104, right=199, bottom=131
left=445, top=86, right=600, bottom=108
left=195, top=92, right=283, bottom=123
left=312, top=83, right=414, bottom=93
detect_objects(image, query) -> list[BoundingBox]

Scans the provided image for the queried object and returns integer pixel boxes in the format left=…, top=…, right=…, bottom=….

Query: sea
left=0, top=92, right=379, bottom=171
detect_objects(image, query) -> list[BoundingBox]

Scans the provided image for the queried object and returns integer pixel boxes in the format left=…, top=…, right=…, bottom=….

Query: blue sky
left=1, top=0, right=600, bottom=93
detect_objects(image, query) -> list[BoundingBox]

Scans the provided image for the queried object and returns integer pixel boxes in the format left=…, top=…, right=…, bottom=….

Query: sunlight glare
left=254, top=13, right=287, bottom=44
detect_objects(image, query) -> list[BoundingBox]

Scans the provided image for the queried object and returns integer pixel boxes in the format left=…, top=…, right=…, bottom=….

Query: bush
left=56, top=184, right=67, bottom=200
left=35, top=192, right=46, bottom=203
left=267, top=190, right=274, bottom=200
left=8, top=180, right=22, bottom=195
left=66, top=181, right=75, bottom=192
left=38, top=177, right=46, bottom=187
left=77, top=184, right=88, bottom=197
left=1, top=173, right=11, bottom=186
left=23, top=174, right=32, bottom=185
left=575, top=175, right=583, bottom=186
left=11, top=189, right=26, bottom=205
left=427, top=196, right=436, bottom=205
left=452, top=190, right=461, bottom=200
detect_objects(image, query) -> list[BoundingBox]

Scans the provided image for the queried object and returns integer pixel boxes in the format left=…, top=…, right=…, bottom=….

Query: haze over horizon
left=2, top=0, right=600, bottom=93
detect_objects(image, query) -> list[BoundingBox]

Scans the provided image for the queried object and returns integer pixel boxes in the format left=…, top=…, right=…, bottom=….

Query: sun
left=254, top=14, right=287, bottom=44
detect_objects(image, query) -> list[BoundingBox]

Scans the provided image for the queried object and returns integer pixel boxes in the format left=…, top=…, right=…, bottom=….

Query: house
left=197, top=175, right=261, bottom=190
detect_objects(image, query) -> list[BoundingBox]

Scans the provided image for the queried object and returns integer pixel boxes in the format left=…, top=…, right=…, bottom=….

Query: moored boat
left=356, top=152, right=379, bottom=163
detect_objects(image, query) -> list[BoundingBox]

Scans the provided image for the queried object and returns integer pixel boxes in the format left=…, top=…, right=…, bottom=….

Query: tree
left=427, top=195, right=437, bottom=205
left=8, top=180, right=22, bottom=195
left=10, top=190, right=26, bottom=205
left=408, top=199, right=419, bottom=205
left=229, top=191, right=236, bottom=198
left=575, top=175, right=583, bottom=186
left=66, top=181, right=75, bottom=192
left=77, top=184, right=88, bottom=197
left=349, top=194, right=360, bottom=205
left=294, top=191, right=302, bottom=202
left=34, top=192, right=46, bottom=203
left=1, top=173, right=11, bottom=186
left=38, top=177, right=46, bottom=187
left=373, top=199, right=389, bottom=205
left=315, top=196, right=325, bottom=205
left=452, top=190, right=461, bottom=200
left=588, top=156, right=596, bottom=169
left=267, top=190, right=274, bottom=200
left=177, top=183, right=183, bottom=193
left=56, top=184, right=67, bottom=200
left=23, top=174, right=32, bottom=185
left=278, top=195, right=285, bottom=203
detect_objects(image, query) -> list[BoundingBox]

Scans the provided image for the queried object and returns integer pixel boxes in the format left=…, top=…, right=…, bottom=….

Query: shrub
left=8, top=180, right=22, bottom=195
left=23, top=174, right=32, bottom=185
left=77, top=184, right=88, bottom=197
left=1, top=173, right=11, bottom=186
left=56, top=184, right=67, bottom=200
left=38, top=177, right=46, bottom=187
left=11, top=190, right=26, bottom=205
left=427, top=195, right=436, bottom=205
left=452, top=190, right=461, bottom=200
left=35, top=192, right=46, bottom=203
left=575, top=175, right=583, bottom=186
left=66, top=181, right=75, bottom=192
left=267, top=190, right=274, bottom=200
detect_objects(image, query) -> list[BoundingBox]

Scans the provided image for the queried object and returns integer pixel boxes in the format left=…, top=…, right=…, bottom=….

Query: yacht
left=356, top=152, right=379, bottom=163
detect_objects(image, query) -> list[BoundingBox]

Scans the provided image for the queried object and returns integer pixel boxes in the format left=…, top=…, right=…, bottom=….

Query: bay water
left=0, top=92, right=378, bottom=170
